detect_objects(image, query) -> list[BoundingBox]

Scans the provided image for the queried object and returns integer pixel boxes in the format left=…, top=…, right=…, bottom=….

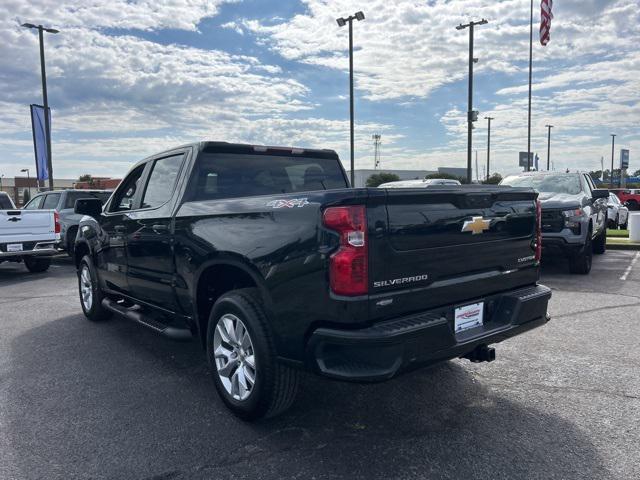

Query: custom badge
left=266, top=198, right=309, bottom=209
left=461, top=216, right=491, bottom=235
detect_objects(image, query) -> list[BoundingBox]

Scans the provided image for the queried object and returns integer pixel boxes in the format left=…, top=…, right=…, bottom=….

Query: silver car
left=607, top=192, right=629, bottom=229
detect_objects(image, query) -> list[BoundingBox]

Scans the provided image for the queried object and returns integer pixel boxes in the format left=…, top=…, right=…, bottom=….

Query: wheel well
left=196, top=264, right=258, bottom=348
left=74, top=242, right=90, bottom=268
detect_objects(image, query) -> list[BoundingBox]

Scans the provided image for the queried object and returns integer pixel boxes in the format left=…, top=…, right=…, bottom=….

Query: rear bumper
left=0, top=241, right=60, bottom=259
left=306, top=284, right=552, bottom=382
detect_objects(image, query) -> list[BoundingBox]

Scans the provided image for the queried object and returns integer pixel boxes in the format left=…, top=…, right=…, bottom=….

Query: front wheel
left=78, top=255, right=111, bottom=321
left=569, top=233, right=593, bottom=274
left=24, top=256, right=51, bottom=273
left=207, top=289, right=299, bottom=420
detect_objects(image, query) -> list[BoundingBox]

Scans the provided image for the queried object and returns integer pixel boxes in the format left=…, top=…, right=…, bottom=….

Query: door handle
left=114, top=225, right=125, bottom=233
left=151, top=224, right=168, bottom=232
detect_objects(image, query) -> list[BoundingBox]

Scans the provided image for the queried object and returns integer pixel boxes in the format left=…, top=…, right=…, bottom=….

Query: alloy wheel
left=80, top=265, right=93, bottom=311
left=213, top=313, right=256, bottom=401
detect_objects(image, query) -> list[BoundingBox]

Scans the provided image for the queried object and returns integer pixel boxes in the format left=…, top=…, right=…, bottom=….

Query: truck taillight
left=54, top=211, right=61, bottom=234
left=323, top=205, right=368, bottom=296
left=535, top=199, right=542, bottom=262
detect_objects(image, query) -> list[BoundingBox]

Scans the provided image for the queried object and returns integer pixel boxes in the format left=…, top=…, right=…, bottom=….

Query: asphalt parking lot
left=1, top=252, right=639, bottom=480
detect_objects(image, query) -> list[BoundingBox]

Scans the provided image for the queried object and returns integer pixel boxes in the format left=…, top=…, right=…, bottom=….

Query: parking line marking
left=620, top=252, right=640, bottom=281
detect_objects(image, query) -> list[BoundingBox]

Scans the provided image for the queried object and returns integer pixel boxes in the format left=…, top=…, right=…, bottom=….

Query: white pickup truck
left=0, top=192, right=60, bottom=272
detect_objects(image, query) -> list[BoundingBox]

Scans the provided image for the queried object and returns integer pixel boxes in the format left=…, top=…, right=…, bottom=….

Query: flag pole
left=526, top=0, right=533, bottom=172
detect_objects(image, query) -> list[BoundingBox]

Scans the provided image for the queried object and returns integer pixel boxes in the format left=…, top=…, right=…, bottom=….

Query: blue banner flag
left=30, top=104, right=51, bottom=181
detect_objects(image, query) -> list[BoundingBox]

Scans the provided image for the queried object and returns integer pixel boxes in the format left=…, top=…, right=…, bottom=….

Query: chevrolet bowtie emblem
left=461, top=216, right=491, bottom=234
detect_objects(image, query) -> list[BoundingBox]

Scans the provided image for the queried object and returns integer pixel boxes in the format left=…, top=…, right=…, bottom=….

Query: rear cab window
left=24, top=195, right=44, bottom=210
left=64, top=191, right=112, bottom=209
left=186, top=152, right=348, bottom=201
left=42, top=193, right=61, bottom=210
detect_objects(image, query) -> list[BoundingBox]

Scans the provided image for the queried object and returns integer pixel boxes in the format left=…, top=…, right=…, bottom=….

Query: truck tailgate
left=0, top=209, right=57, bottom=244
left=367, top=187, right=539, bottom=320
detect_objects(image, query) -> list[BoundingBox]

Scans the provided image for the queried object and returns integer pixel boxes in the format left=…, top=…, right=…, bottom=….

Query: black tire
left=78, top=255, right=111, bottom=322
left=569, top=232, right=593, bottom=274
left=65, top=227, right=77, bottom=257
left=593, top=225, right=606, bottom=255
left=206, top=288, right=299, bottom=421
left=24, top=256, right=51, bottom=273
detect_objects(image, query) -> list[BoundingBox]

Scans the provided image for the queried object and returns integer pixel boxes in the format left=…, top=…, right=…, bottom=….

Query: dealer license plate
left=6, top=243, right=23, bottom=252
left=454, top=302, right=484, bottom=333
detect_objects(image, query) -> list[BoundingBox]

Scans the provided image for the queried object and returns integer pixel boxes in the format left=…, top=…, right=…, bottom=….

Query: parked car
left=501, top=172, right=608, bottom=274
left=0, top=191, right=60, bottom=272
left=607, top=192, right=629, bottom=229
left=379, top=178, right=462, bottom=188
left=610, top=188, right=640, bottom=211
left=24, top=189, right=112, bottom=254
left=74, top=141, right=551, bottom=420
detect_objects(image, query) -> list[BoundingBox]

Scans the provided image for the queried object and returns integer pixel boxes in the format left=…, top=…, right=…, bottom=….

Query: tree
left=22, top=188, right=31, bottom=205
left=366, top=172, right=400, bottom=187
left=78, top=174, right=92, bottom=182
left=483, top=173, right=503, bottom=184
left=633, top=169, right=640, bottom=177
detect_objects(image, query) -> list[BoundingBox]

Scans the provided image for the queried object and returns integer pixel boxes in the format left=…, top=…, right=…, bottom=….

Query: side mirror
left=592, top=189, right=609, bottom=200
left=74, top=198, right=103, bottom=217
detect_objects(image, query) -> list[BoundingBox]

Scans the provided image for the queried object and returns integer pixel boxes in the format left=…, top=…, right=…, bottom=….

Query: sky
left=0, top=0, right=638, bottom=181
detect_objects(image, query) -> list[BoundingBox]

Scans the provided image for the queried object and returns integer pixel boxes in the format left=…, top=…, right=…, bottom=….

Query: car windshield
left=501, top=174, right=582, bottom=195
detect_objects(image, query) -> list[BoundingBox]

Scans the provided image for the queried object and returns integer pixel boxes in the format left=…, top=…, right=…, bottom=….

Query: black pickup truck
left=74, top=141, right=551, bottom=420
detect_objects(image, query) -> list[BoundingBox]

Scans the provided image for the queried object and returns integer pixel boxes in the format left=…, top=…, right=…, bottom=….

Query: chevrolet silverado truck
left=73, top=141, right=551, bottom=420
left=0, top=191, right=60, bottom=272
left=501, top=172, right=608, bottom=274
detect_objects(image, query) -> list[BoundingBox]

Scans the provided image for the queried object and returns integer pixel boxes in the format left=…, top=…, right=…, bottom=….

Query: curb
left=607, top=238, right=640, bottom=251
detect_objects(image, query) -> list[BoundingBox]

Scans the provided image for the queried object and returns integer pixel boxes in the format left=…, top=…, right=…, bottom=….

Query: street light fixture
left=21, top=22, right=59, bottom=191
left=456, top=18, right=488, bottom=184
left=545, top=125, right=553, bottom=171
left=484, top=117, right=494, bottom=181
left=336, top=11, right=365, bottom=187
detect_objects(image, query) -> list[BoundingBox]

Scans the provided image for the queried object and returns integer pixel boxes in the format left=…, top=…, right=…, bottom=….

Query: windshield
left=501, top=174, right=582, bottom=195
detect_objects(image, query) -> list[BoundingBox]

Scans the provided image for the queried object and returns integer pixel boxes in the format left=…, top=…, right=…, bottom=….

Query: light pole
left=610, top=134, right=616, bottom=189
left=545, top=125, right=553, bottom=170
left=484, top=116, right=493, bottom=181
left=337, top=11, right=365, bottom=187
left=21, top=23, right=59, bottom=191
left=526, top=0, right=533, bottom=171
left=456, top=19, right=488, bottom=184
left=21, top=168, right=31, bottom=200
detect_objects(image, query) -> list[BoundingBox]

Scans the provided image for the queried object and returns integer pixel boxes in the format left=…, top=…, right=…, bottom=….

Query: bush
left=483, top=173, right=503, bottom=185
left=366, top=172, right=401, bottom=187
left=425, top=172, right=467, bottom=183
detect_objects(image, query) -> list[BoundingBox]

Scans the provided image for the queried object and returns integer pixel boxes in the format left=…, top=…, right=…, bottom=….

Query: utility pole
left=456, top=19, right=488, bottom=184
left=22, top=23, right=59, bottom=191
left=526, top=0, right=533, bottom=171
left=610, top=134, right=616, bottom=189
left=372, top=134, right=381, bottom=169
left=485, top=116, right=493, bottom=181
left=475, top=150, right=479, bottom=183
left=545, top=125, right=553, bottom=170
left=336, top=12, right=365, bottom=187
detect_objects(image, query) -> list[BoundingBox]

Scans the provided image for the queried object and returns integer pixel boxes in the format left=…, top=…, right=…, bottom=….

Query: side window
left=110, top=165, right=146, bottom=212
left=24, top=195, right=44, bottom=210
left=42, top=193, right=61, bottom=210
left=0, top=194, right=14, bottom=209
left=140, top=155, right=184, bottom=209
left=582, top=175, right=593, bottom=194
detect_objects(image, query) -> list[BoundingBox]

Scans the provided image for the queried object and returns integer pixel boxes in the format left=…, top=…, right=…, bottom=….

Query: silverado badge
left=461, top=216, right=491, bottom=235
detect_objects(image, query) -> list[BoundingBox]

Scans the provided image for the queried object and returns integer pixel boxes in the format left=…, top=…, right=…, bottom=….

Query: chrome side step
left=101, top=298, right=192, bottom=341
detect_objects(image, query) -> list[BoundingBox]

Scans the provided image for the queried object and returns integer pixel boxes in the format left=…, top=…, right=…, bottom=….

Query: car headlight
left=562, top=208, right=584, bottom=231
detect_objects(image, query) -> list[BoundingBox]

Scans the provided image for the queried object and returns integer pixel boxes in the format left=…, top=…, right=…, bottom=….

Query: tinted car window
left=141, top=155, right=184, bottom=209
left=110, top=165, right=146, bottom=212
left=24, top=195, right=44, bottom=210
left=501, top=174, right=582, bottom=195
left=64, top=191, right=112, bottom=209
left=42, top=193, right=61, bottom=210
left=0, top=193, right=14, bottom=209
left=187, top=154, right=347, bottom=201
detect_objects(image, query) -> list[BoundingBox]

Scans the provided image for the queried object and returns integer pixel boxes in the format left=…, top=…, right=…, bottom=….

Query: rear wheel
left=569, top=232, right=593, bottom=274
left=78, top=255, right=111, bottom=321
left=24, top=257, right=51, bottom=273
left=207, top=288, right=299, bottom=420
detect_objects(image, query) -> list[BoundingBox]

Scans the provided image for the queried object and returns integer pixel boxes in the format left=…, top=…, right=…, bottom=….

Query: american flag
left=540, top=0, right=554, bottom=46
